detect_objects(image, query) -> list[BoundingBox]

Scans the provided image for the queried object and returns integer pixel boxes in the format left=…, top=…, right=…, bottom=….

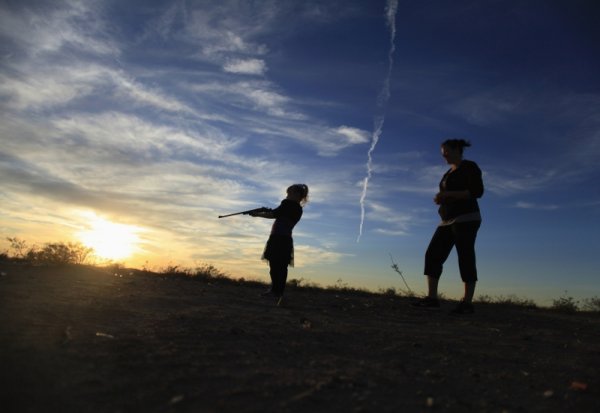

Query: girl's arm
left=249, top=209, right=275, bottom=219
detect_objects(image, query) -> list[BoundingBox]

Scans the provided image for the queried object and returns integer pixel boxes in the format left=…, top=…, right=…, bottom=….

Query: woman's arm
left=435, top=162, right=483, bottom=204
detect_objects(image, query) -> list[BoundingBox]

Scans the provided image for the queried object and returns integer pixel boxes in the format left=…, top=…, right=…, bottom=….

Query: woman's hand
left=435, top=190, right=471, bottom=204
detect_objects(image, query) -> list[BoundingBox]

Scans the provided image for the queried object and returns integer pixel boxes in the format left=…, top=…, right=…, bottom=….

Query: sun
left=78, top=215, right=141, bottom=261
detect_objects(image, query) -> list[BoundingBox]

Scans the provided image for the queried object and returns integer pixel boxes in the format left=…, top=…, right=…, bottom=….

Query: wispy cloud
left=223, top=58, right=267, bottom=75
left=484, top=168, right=560, bottom=196
left=0, top=64, right=108, bottom=110
left=0, top=0, right=118, bottom=56
left=449, top=92, right=521, bottom=125
left=367, top=202, right=414, bottom=236
left=514, top=202, right=559, bottom=211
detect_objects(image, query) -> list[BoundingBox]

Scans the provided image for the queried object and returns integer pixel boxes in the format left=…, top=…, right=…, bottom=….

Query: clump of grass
left=475, top=294, right=538, bottom=309
left=157, top=263, right=228, bottom=280
left=288, top=278, right=320, bottom=289
left=327, top=278, right=370, bottom=295
left=195, top=264, right=228, bottom=279
left=377, top=286, right=416, bottom=298
left=379, top=287, right=398, bottom=297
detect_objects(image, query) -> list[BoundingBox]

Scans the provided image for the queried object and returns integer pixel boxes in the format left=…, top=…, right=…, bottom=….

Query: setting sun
left=78, top=214, right=141, bottom=261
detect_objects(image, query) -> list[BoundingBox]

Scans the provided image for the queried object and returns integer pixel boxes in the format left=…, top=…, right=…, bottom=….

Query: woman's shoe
left=451, top=300, right=474, bottom=314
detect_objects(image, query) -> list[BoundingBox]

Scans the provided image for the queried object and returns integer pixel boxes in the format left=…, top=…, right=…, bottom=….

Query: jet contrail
left=357, top=0, right=398, bottom=242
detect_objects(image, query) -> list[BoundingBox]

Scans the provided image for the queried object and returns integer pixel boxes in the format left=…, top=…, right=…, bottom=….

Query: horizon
left=1, top=0, right=599, bottom=306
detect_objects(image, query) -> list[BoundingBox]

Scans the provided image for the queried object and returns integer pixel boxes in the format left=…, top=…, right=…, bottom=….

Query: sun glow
left=78, top=214, right=141, bottom=261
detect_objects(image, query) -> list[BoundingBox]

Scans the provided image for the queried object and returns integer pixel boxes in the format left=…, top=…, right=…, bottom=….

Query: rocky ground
left=1, top=263, right=599, bottom=412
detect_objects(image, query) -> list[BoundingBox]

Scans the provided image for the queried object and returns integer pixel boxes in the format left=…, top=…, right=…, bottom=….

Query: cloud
left=187, top=80, right=370, bottom=155
left=0, top=62, right=200, bottom=117
left=109, top=71, right=198, bottom=115
left=0, top=65, right=108, bottom=110
left=363, top=201, right=415, bottom=237
left=484, top=168, right=565, bottom=197
left=223, top=58, right=267, bottom=75
left=335, top=126, right=370, bottom=144
left=189, top=80, right=303, bottom=119
left=449, top=92, right=521, bottom=125
left=0, top=0, right=118, bottom=56
left=514, top=202, right=559, bottom=211
left=294, top=244, right=349, bottom=267
left=167, top=2, right=271, bottom=62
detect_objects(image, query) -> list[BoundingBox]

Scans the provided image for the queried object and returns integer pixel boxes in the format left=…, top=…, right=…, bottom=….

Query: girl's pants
left=424, top=221, right=481, bottom=282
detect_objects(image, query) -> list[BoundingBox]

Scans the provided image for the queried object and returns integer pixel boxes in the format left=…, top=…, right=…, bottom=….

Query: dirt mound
left=1, top=263, right=598, bottom=412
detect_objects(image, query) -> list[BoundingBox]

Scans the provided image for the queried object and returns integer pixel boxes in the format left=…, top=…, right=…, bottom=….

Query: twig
left=389, top=253, right=412, bottom=295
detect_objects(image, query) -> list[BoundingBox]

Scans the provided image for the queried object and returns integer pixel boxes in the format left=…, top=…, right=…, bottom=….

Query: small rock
left=170, top=395, right=185, bottom=404
left=300, top=318, right=312, bottom=329
left=569, top=381, right=588, bottom=391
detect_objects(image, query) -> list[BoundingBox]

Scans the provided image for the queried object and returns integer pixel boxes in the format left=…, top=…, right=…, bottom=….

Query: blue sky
left=1, top=0, right=599, bottom=305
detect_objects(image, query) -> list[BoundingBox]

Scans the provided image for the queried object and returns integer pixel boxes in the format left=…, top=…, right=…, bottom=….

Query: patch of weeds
left=476, top=294, right=537, bottom=309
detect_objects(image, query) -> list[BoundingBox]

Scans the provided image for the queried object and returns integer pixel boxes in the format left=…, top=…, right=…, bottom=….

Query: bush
left=551, top=292, right=579, bottom=313
left=581, top=297, right=600, bottom=312
left=4, top=237, right=93, bottom=265
left=6, top=237, right=28, bottom=258
left=33, top=242, right=94, bottom=265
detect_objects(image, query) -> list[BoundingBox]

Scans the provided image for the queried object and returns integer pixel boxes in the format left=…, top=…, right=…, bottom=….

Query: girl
left=250, top=184, right=309, bottom=300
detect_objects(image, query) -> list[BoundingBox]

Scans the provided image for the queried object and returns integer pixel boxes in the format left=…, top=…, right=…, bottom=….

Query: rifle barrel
left=218, top=211, right=244, bottom=218
left=218, top=207, right=263, bottom=218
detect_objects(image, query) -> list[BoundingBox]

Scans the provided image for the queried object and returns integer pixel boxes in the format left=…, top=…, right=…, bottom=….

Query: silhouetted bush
left=581, top=297, right=600, bottom=312
left=4, top=237, right=93, bottom=265
left=551, top=292, right=579, bottom=313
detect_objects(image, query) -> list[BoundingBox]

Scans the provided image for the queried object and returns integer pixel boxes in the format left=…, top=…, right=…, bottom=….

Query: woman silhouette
left=413, top=139, right=484, bottom=314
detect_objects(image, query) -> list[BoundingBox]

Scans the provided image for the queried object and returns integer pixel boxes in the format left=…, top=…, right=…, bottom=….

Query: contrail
left=357, top=0, right=398, bottom=242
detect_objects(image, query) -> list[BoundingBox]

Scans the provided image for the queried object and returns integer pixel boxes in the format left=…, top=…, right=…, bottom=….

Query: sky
left=1, top=0, right=599, bottom=305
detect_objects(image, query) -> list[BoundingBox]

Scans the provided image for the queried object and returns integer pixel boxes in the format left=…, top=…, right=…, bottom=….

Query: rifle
left=218, top=207, right=269, bottom=219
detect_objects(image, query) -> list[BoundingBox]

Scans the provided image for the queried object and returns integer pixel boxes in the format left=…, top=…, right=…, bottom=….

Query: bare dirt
left=1, top=263, right=599, bottom=412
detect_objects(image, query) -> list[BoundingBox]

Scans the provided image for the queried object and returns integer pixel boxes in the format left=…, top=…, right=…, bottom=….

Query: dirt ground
left=1, top=263, right=599, bottom=412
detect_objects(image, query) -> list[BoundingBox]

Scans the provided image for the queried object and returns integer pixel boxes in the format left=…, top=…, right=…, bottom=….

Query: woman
left=414, top=139, right=484, bottom=314
left=250, top=184, right=309, bottom=301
